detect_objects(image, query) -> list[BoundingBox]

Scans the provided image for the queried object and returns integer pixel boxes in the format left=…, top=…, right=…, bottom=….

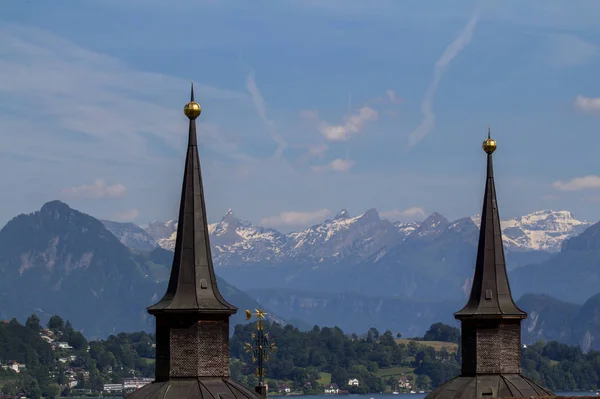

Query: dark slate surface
left=425, top=374, right=553, bottom=399
left=126, top=378, right=261, bottom=399
left=148, top=84, right=236, bottom=315
left=455, top=149, right=526, bottom=319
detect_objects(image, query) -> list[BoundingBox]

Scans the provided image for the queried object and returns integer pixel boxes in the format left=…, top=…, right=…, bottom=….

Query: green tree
left=47, top=315, right=65, bottom=332
left=28, top=380, right=42, bottom=399
left=1, top=384, right=16, bottom=395
left=423, top=323, right=460, bottom=343
left=26, top=314, right=41, bottom=332
left=416, top=374, right=431, bottom=390
left=45, top=383, right=60, bottom=399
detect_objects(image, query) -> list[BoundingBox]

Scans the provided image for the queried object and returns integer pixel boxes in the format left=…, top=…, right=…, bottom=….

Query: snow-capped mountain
left=145, top=220, right=177, bottom=243
left=100, top=220, right=157, bottom=251
left=105, top=209, right=592, bottom=267
left=137, top=209, right=403, bottom=267
left=287, top=208, right=401, bottom=263
left=470, top=210, right=591, bottom=252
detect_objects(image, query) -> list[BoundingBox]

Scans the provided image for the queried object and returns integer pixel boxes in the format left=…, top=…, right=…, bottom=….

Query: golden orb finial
left=184, top=101, right=201, bottom=120
left=184, top=82, right=202, bottom=120
left=482, top=125, right=496, bottom=154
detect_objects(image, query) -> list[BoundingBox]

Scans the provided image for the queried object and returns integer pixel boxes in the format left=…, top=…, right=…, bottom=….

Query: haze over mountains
left=149, top=208, right=589, bottom=253
left=103, top=207, right=600, bottom=351
left=3, top=201, right=600, bottom=353
left=0, top=201, right=268, bottom=339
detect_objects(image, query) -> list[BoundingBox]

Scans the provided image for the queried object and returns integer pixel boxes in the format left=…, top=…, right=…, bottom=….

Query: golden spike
left=251, top=332, right=256, bottom=339
left=255, top=309, right=266, bottom=319
left=245, top=309, right=252, bottom=320
left=264, top=333, right=269, bottom=340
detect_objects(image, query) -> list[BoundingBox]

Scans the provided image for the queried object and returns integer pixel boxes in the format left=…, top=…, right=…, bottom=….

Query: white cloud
left=408, top=11, right=479, bottom=147
left=246, top=71, right=287, bottom=158
left=552, top=175, right=600, bottom=191
left=381, top=207, right=426, bottom=220
left=260, top=209, right=331, bottom=227
left=308, top=143, right=328, bottom=158
left=312, top=159, right=354, bottom=173
left=62, top=179, right=127, bottom=199
left=303, top=106, right=378, bottom=141
left=386, top=89, right=402, bottom=104
left=0, top=25, right=249, bottom=165
left=112, top=208, right=140, bottom=222
left=575, top=95, right=600, bottom=113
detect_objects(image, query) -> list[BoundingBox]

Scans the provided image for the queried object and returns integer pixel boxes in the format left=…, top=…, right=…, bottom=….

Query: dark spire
left=424, top=129, right=552, bottom=399
left=454, top=129, right=526, bottom=319
left=148, top=83, right=236, bottom=315
left=127, top=86, right=262, bottom=399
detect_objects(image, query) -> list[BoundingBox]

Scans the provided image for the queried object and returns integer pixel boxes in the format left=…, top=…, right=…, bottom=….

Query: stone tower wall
left=461, top=318, right=521, bottom=375
left=154, top=315, right=230, bottom=380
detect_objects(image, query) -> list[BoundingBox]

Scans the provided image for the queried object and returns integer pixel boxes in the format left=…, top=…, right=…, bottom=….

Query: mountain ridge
left=130, top=208, right=590, bottom=264
left=0, top=201, right=274, bottom=339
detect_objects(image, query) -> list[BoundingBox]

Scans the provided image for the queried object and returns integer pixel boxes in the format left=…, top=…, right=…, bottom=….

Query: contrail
left=246, top=71, right=287, bottom=158
left=408, top=11, right=479, bottom=147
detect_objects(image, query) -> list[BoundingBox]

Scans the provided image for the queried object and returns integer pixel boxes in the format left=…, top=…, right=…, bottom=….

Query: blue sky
left=1, top=0, right=600, bottom=230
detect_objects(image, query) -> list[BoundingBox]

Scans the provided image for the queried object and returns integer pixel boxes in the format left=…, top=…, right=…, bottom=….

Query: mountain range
left=139, top=208, right=591, bottom=257
left=115, top=208, right=588, bottom=300
left=104, top=207, right=600, bottom=351
left=4, top=201, right=600, bottom=353
left=0, top=201, right=268, bottom=339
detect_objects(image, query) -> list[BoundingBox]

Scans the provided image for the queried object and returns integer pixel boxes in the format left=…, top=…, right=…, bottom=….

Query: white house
left=324, top=383, right=340, bottom=394
left=2, top=361, right=24, bottom=373
left=278, top=385, right=291, bottom=393
left=348, top=379, right=359, bottom=387
left=398, top=378, right=412, bottom=390
left=40, top=334, right=54, bottom=344
left=57, top=342, right=72, bottom=349
left=103, top=384, right=122, bottom=393
left=123, top=378, right=154, bottom=391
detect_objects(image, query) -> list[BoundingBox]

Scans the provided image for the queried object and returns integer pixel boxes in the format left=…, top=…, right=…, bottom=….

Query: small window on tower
left=482, top=387, right=493, bottom=396
left=200, top=279, right=208, bottom=289
left=485, top=289, right=492, bottom=300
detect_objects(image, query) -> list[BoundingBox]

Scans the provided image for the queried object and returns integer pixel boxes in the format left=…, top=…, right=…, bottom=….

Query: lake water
left=88, top=392, right=600, bottom=399
left=92, top=392, right=598, bottom=399
left=297, top=393, right=597, bottom=399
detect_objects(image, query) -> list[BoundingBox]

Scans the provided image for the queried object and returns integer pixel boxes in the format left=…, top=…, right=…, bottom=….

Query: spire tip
left=184, top=83, right=201, bottom=120
left=482, top=125, right=496, bottom=154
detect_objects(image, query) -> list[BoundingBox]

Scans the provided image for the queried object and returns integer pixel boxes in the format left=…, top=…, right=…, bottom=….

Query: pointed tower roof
left=454, top=128, right=526, bottom=320
left=148, top=83, right=236, bottom=315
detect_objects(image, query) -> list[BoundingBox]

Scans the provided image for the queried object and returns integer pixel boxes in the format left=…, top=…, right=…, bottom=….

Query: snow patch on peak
left=142, top=208, right=593, bottom=267
left=334, top=209, right=350, bottom=220
left=471, top=210, right=591, bottom=252
left=416, top=212, right=450, bottom=238
left=394, top=221, right=419, bottom=239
